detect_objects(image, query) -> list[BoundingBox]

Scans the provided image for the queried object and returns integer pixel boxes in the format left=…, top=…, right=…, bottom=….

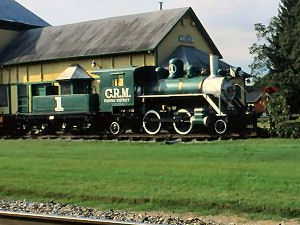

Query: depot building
left=0, top=0, right=230, bottom=115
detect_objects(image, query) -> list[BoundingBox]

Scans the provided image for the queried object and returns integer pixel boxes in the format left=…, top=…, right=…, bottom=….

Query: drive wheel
left=143, top=110, right=161, bottom=135
left=214, top=119, right=227, bottom=135
left=110, top=121, right=121, bottom=135
left=173, top=109, right=193, bottom=135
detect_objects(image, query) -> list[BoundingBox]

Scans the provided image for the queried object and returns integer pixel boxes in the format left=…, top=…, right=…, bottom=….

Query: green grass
left=0, top=139, right=299, bottom=220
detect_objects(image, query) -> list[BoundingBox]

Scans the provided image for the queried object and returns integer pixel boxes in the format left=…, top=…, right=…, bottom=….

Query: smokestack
left=159, top=1, right=163, bottom=10
left=209, top=54, right=219, bottom=77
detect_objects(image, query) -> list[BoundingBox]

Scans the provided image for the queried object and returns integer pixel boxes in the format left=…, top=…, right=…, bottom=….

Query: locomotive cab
left=31, top=64, right=98, bottom=115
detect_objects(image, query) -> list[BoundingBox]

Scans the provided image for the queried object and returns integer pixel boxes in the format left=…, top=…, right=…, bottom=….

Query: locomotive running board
left=138, top=93, right=206, bottom=98
left=138, top=93, right=226, bottom=116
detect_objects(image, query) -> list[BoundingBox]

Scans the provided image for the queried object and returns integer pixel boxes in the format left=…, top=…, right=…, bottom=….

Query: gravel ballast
left=0, top=200, right=294, bottom=225
left=0, top=200, right=221, bottom=225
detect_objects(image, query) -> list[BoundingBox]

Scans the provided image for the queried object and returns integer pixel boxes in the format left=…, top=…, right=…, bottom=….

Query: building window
left=0, top=86, right=8, bottom=107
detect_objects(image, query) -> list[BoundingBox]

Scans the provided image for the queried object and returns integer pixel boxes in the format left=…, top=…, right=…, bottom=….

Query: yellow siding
left=52, top=62, right=62, bottom=75
left=43, top=62, right=55, bottom=81
left=114, top=55, right=130, bottom=68
left=10, top=85, right=18, bottom=114
left=132, top=53, right=145, bottom=66
left=2, top=68, right=10, bottom=84
left=28, top=64, right=42, bottom=82
left=101, top=57, right=113, bottom=69
left=145, top=52, right=155, bottom=66
left=157, top=15, right=213, bottom=64
left=69, top=59, right=92, bottom=71
left=10, top=66, right=18, bottom=83
left=18, top=65, right=28, bottom=83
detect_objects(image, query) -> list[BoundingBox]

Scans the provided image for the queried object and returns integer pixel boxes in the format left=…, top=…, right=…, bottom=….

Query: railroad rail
left=0, top=211, right=151, bottom=225
left=0, top=130, right=261, bottom=142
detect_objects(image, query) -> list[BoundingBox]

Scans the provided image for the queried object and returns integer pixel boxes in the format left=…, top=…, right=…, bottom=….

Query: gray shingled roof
left=0, top=7, right=221, bottom=66
left=161, top=45, right=230, bottom=70
left=0, top=0, right=49, bottom=27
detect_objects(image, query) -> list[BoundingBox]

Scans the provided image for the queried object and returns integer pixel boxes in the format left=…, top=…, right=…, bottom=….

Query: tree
left=249, top=0, right=300, bottom=113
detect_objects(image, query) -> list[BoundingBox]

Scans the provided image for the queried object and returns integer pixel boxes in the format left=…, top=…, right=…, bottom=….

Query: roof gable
left=0, top=0, right=50, bottom=28
left=0, top=7, right=221, bottom=65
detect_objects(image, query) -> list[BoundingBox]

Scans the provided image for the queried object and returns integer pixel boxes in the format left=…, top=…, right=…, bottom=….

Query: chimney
left=209, top=54, right=219, bottom=78
left=159, top=1, right=163, bottom=10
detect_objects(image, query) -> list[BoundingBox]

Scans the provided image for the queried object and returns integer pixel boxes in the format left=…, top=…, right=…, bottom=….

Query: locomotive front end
left=202, top=77, right=236, bottom=101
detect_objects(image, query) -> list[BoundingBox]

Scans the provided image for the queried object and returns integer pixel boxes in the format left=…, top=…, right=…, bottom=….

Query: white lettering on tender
left=113, top=89, right=120, bottom=98
left=55, top=97, right=64, bottom=112
left=104, top=88, right=131, bottom=103
left=104, top=88, right=131, bottom=99
left=105, top=89, right=113, bottom=99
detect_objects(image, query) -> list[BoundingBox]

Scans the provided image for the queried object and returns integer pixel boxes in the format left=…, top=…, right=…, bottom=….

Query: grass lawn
left=0, top=139, right=299, bottom=220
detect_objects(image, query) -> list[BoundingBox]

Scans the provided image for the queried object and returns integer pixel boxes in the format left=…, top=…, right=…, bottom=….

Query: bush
left=266, top=94, right=299, bottom=138
left=276, top=121, right=300, bottom=138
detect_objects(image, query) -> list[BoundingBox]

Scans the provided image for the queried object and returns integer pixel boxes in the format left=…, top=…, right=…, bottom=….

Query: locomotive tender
left=0, top=55, right=257, bottom=136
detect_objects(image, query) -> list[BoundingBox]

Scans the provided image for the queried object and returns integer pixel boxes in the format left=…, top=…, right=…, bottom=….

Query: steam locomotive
left=2, top=55, right=258, bottom=136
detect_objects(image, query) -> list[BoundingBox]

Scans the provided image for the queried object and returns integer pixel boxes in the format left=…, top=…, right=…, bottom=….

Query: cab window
left=73, top=82, right=88, bottom=94
left=46, top=85, right=59, bottom=95
left=112, top=74, right=124, bottom=87
left=61, top=83, right=71, bottom=95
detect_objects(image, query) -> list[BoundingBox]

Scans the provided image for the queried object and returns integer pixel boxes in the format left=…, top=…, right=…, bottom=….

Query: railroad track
left=0, top=211, right=152, bottom=225
left=0, top=130, right=260, bottom=142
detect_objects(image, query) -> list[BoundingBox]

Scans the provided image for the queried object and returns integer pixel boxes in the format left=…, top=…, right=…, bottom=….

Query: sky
left=16, top=0, right=280, bottom=73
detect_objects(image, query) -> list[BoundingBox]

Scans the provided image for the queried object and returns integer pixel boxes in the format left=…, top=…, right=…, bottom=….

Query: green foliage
left=267, top=94, right=289, bottom=135
left=249, top=0, right=300, bottom=113
left=277, top=121, right=300, bottom=138
left=0, top=140, right=300, bottom=219
left=267, top=94, right=299, bottom=138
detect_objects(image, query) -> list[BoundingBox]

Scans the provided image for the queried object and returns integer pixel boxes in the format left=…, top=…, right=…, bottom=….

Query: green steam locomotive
left=1, top=56, right=258, bottom=136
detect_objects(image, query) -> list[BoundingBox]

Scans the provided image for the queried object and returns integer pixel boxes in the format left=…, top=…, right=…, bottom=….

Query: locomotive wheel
left=214, top=119, right=227, bottom=135
left=143, top=110, right=161, bottom=135
left=173, top=109, right=193, bottom=135
left=110, top=121, right=121, bottom=135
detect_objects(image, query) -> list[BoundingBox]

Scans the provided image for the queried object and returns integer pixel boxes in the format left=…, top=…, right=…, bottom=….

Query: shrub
left=276, top=121, right=300, bottom=138
left=266, top=94, right=299, bottom=138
